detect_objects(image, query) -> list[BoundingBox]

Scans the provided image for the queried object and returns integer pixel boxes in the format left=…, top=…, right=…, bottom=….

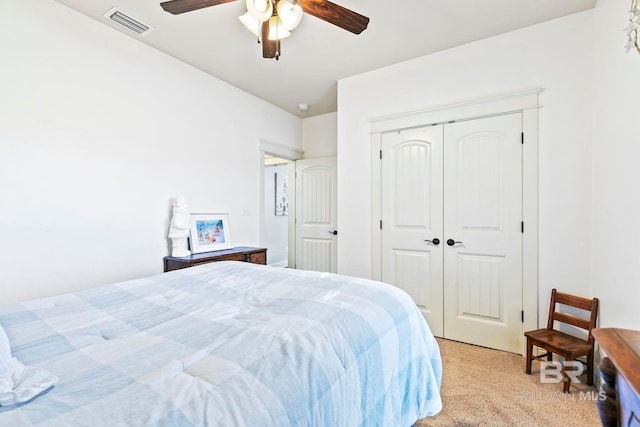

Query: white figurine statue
left=168, top=196, right=191, bottom=257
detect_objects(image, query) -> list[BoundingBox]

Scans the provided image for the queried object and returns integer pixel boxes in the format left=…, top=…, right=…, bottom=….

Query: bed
left=0, top=261, right=442, bottom=426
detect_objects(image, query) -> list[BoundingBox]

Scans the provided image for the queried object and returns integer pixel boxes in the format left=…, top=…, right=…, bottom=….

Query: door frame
left=370, top=89, right=542, bottom=354
left=258, top=139, right=303, bottom=268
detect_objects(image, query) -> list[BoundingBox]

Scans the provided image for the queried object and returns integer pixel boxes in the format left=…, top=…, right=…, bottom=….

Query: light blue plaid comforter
left=0, top=261, right=442, bottom=426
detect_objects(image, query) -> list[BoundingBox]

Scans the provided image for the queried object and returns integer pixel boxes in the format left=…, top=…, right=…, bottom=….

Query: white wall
left=0, top=0, right=301, bottom=303
left=302, top=112, right=337, bottom=158
left=337, top=11, right=594, bottom=326
left=263, top=163, right=289, bottom=266
left=591, top=0, right=640, bottom=329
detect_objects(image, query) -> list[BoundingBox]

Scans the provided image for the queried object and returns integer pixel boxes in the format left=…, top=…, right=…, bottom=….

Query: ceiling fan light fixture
left=268, top=16, right=291, bottom=40
left=239, top=12, right=261, bottom=37
left=276, top=0, right=303, bottom=31
left=160, top=0, right=369, bottom=60
left=238, top=12, right=262, bottom=41
left=246, top=0, right=272, bottom=22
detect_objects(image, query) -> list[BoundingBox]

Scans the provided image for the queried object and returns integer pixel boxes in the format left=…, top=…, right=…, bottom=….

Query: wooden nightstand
left=163, top=246, right=267, bottom=272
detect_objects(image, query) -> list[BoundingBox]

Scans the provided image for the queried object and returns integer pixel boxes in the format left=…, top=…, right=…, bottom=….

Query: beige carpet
left=416, top=338, right=601, bottom=426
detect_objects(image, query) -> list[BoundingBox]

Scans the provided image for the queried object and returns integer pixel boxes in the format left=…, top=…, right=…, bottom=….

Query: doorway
left=260, top=151, right=337, bottom=273
left=263, top=155, right=291, bottom=267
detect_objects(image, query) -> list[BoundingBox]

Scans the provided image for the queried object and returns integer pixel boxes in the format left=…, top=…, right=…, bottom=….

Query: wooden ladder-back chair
left=524, top=288, right=599, bottom=393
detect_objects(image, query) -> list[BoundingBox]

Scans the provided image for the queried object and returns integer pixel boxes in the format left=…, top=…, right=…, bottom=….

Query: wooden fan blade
left=299, top=0, right=369, bottom=34
left=262, top=21, right=280, bottom=59
left=160, top=0, right=237, bottom=15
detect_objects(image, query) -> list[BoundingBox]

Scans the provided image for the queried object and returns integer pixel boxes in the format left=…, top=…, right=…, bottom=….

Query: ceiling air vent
left=103, top=7, right=154, bottom=36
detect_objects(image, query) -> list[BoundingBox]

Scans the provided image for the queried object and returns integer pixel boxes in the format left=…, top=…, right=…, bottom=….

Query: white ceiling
left=55, top=0, right=597, bottom=117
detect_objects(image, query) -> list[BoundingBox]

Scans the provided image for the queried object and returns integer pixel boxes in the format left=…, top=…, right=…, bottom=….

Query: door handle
left=424, top=238, right=440, bottom=246
left=328, top=230, right=338, bottom=235
left=447, top=239, right=462, bottom=246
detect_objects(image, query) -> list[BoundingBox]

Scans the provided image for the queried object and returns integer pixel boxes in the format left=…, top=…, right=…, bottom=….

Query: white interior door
left=295, top=157, right=337, bottom=272
left=381, top=126, right=444, bottom=336
left=380, top=114, right=523, bottom=353
left=443, top=114, right=523, bottom=352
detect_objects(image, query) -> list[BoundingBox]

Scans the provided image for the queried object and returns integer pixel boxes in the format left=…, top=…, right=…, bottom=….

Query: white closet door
left=381, top=126, right=445, bottom=336
left=443, top=114, right=523, bottom=353
left=379, top=114, right=524, bottom=353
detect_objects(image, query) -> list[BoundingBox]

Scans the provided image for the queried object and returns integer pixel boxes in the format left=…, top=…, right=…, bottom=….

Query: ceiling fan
left=160, top=0, right=369, bottom=60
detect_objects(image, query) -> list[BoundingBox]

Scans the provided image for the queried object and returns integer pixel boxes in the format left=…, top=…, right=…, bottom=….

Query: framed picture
left=275, top=172, right=288, bottom=216
left=189, top=213, right=232, bottom=253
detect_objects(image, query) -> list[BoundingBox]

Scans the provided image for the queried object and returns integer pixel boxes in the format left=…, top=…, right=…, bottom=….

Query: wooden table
left=163, top=246, right=267, bottom=272
left=593, top=328, right=640, bottom=427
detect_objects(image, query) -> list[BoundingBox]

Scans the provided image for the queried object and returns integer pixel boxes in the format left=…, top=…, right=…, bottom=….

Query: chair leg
left=563, top=357, right=573, bottom=393
left=525, top=339, right=533, bottom=374
left=587, top=349, right=594, bottom=386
